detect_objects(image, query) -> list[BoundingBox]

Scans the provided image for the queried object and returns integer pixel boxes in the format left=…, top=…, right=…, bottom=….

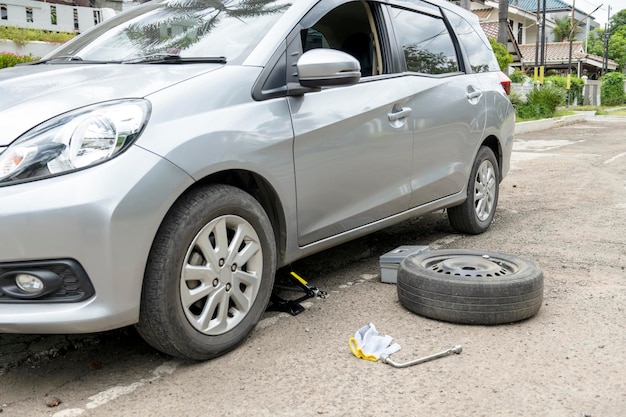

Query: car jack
left=268, top=272, right=327, bottom=316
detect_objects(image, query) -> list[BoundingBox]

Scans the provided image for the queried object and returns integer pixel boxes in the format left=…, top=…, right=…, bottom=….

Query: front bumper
left=0, top=146, right=193, bottom=333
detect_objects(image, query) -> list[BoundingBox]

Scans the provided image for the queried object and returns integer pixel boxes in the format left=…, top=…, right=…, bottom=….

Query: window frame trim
left=384, top=2, right=464, bottom=77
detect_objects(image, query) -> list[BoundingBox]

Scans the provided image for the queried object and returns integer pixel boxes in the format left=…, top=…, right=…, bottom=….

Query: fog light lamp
left=15, top=273, right=45, bottom=294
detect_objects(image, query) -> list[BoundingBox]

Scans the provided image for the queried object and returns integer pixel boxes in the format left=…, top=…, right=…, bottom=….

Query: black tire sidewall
left=448, top=146, right=500, bottom=234
left=397, top=249, right=544, bottom=325
left=139, top=185, right=276, bottom=360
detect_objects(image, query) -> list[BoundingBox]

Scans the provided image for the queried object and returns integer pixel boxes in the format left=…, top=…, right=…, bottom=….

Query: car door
left=385, top=2, right=487, bottom=208
left=289, top=0, right=415, bottom=246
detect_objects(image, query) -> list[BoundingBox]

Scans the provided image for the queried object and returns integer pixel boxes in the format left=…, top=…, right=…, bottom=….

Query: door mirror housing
left=297, top=49, right=361, bottom=88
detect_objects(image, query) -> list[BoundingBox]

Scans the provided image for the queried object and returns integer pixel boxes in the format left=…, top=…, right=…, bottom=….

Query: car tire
left=448, top=146, right=499, bottom=234
left=397, top=250, right=543, bottom=325
left=136, top=184, right=276, bottom=360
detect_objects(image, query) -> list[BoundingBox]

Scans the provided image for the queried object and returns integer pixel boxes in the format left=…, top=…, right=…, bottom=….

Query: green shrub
left=601, top=72, right=625, bottom=106
left=488, top=38, right=512, bottom=72
left=516, top=85, right=565, bottom=120
left=545, top=75, right=584, bottom=106
left=509, top=70, right=527, bottom=84
left=509, top=90, right=525, bottom=108
left=0, top=52, right=38, bottom=68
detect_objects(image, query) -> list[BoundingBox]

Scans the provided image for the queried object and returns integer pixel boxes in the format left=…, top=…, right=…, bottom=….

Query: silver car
left=0, top=0, right=514, bottom=359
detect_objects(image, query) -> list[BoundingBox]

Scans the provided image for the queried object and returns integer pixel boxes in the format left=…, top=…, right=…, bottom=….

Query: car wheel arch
left=480, top=135, right=502, bottom=181
left=152, top=169, right=288, bottom=268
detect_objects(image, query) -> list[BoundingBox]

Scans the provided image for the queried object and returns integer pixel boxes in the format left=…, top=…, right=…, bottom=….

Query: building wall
left=0, top=0, right=114, bottom=33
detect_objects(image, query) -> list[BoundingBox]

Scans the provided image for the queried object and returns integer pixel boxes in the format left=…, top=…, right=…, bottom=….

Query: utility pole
left=539, top=0, right=546, bottom=84
left=534, top=0, right=540, bottom=84
left=603, top=5, right=611, bottom=75
left=567, top=0, right=575, bottom=106
left=566, top=3, right=602, bottom=105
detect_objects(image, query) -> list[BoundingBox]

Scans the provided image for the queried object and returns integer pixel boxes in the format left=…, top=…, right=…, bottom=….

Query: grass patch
left=568, top=105, right=626, bottom=115
left=553, top=109, right=576, bottom=118
left=0, top=26, right=76, bottom=45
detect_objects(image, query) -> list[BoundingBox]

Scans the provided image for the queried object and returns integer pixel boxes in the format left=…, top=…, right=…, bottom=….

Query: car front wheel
left=136, top=184, right=276, bottom=360
left=448, top=146, right=499, bottom=234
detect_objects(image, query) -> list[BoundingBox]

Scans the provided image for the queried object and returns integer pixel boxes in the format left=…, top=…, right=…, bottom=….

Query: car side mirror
left=296, top=49, right=361, bottom=89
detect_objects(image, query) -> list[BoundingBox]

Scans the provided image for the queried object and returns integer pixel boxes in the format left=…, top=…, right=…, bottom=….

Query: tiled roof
left=509, top=0, right=571, bottom=11
left=518, top=41, right=617, bottom=68
left=479, top=21, right=522, bottom=62
left=473, top=7, right=494, bottom=20
left=519, top=41, right=585, bottom=62
left=480, top=21, right=498, bottom=38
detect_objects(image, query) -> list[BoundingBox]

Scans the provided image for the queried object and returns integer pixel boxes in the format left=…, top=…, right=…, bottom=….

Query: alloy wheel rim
left=180, top=215, right=263, bottom=335
left=474, top=159, right=497, bottom=221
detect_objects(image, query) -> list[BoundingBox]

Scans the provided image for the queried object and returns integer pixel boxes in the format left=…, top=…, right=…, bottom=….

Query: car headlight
left=0, top=99, right=150, bottom=185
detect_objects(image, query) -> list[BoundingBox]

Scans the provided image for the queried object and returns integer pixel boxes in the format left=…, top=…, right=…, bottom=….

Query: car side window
left=303, top=28, right=330, bottom=51
left=446, top=11, right=500, bottom=73
left=300, top=1, right=383, bottom=77
left=389, top=6, right=459, bottom=75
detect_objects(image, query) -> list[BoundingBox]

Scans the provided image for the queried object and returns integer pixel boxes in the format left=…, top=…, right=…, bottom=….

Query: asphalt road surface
left=1, top=115, right=625, bottom=417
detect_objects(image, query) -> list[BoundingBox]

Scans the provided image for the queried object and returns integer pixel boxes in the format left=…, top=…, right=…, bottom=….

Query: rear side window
left=446, top=11, right=500, bottom=73
left=389, top=6, right=458, bottom=75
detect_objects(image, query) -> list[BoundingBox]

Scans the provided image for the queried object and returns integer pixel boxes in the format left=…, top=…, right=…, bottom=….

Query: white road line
left=52, top=361, right=179, bottom=417
left=513, top=139, right=583, bottom=152
left=604, top=152, right=626, bottom=165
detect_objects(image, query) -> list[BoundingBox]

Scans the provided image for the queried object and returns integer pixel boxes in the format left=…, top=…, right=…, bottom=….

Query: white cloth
left=350, top=323, right=401, bottom=361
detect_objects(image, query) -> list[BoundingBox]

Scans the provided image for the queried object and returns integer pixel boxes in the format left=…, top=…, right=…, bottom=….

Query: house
left=479, top=20, right=522, bottom=65
left=517, top=41, right=617, bottom=78
left=466, top=0, right=612, bottom=76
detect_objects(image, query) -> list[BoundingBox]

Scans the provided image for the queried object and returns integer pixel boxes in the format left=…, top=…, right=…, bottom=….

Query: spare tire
left=397, top=250, right=543, bottom=325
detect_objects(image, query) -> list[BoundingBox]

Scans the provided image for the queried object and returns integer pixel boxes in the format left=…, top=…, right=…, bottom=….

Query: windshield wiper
left=122, top=54, right=227, bottom=64
left=27, top=56, right=121, bottom=65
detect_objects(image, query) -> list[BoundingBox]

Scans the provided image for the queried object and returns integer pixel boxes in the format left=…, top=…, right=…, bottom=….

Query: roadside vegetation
left=0, top=51, right=38, bottom=68
left=510, top=71, right=625, bottom=122
left=1, top=27, right=77, bottom=68
left=0, top=26, right=75, bottom=45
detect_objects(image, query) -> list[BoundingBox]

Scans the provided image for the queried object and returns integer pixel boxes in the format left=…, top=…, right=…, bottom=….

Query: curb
left=514, top=112, right=595, bottom=134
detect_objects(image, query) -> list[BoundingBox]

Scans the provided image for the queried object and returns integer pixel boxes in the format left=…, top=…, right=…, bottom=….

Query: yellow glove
left=349, top=323, right=400, bottom=361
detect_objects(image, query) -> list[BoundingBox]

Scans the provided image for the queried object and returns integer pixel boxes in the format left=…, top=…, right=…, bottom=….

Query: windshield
left=49, top=0, right=291, bottom=64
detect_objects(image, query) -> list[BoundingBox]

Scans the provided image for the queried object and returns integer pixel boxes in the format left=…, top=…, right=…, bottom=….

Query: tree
left=586, top=28, right=604, bottom=56
left=586, top=25, right=626, bottom=73
left=609, top=8, right=626, bottom=35
left=553, top=15, right=579, bottom=42
left=498, top=0, right=508, bottom=46
left=607, top=26, right=626, bottom=72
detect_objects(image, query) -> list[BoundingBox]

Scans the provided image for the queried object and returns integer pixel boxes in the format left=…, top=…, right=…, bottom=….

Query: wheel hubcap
left=180, top=215, right=263, bottom=335
left=474, top=159, right=497, bottom=222
left=423, top=254, right=516, bottom=278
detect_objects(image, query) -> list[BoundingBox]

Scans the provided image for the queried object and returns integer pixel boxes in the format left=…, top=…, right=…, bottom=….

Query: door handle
left=388, top=107, right=412, bottom=122
left=466, top=89, right=482, bottom=100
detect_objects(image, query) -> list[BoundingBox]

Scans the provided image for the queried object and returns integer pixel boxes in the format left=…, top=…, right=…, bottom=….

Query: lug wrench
left=380, top=345, right=462, bottom=368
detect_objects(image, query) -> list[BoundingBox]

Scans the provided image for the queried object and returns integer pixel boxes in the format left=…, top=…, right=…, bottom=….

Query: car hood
left=0, top=64, right=221, bottom=146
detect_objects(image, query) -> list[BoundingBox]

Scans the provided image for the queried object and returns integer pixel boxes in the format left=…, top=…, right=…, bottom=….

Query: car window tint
left=446, top=11, right=500, bottom=73
left=389, top=6, right=459, bottom=75
left=303, top=28, right=330, bottom=51
left=300, top=1, right=382, bottom=77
